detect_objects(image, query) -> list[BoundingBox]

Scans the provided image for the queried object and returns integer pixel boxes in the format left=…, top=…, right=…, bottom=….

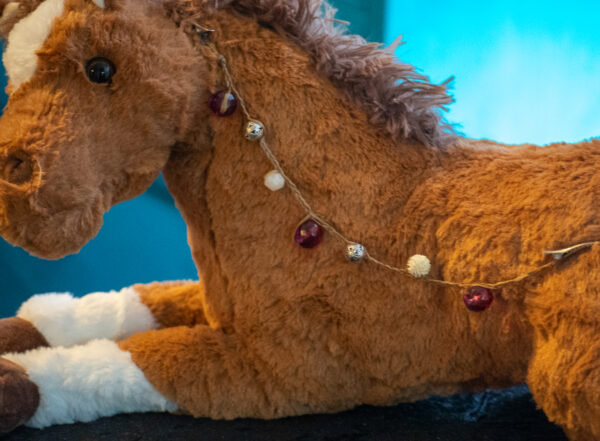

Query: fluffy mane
left=170, top=0, right=456, bottom=147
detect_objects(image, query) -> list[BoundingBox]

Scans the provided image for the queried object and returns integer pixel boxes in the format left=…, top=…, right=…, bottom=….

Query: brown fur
left=0, top=0, right=598, bottom=439
left=0, top=0, right=42, bottom=36
left=134, top=281, right=208, bottom=328
left=0, top=317, right=49, bottom=354
left=166, top=0, right=455, bottom=148
left=0, top=358, right=40, bottom=433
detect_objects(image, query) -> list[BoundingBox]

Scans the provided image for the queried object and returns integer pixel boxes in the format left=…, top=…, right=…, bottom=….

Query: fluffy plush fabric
left=167, top=0, right=455, bottom=147
left=3, top=339, right=177, bottom=428
left=0, top=2, right=20, bottom=24
left=16, top=287, right=158, bottom=347
left=0, top=358, right=40, bottom=433
left=0, top=0, right=598, bottom=439
left=0, top=1, right=45, bottom=39
left=3, top=0, right=65, bottom=91
left=0, top=317, right=48, bottom=354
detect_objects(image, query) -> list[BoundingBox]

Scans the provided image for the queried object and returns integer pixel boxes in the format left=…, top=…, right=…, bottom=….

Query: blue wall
left=0, top=179, right=197, bottom=315
left=385, top=0, right=600, bottom=144
left=332, top=0, right=384, bottom=43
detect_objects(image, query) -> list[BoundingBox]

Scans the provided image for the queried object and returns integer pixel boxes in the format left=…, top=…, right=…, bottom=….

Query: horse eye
left=86, top=57, right=116, bottom=84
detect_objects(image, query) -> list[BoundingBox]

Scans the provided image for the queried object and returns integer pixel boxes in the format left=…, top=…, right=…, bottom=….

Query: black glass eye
left=86, top=57, right=116, bottom=84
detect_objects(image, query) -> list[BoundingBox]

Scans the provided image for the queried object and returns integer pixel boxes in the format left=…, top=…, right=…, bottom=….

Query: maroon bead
left=463, top=286, right=494, bottom=312
left=209, top=91, right=237, bottom=116
left=294, top=219, right=323, bottom=249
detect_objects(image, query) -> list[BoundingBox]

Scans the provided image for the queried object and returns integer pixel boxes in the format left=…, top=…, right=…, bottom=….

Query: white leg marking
left=3, top=0, right=65, bottom=91
left=4, top=339, right=178, bottom=428
left=17, top=287, right=158, bottom=347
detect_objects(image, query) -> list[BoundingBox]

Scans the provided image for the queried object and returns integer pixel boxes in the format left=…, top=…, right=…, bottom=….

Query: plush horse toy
left=0, top=0, right=598, bottom=438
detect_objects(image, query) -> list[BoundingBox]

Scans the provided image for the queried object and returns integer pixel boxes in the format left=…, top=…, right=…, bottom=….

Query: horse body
left=161, top=12, right=534, bottom=408
left=0, top=0, right=598, bottom=438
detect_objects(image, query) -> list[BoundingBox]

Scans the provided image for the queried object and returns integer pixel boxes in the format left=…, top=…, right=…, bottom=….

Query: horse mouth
left=0, top=196, right=105, bottom=260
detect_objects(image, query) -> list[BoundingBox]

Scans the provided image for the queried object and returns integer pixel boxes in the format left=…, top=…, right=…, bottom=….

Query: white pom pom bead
left=264, top=170, right=285, bottom=191
left=407, top=254, right=431, bottom=278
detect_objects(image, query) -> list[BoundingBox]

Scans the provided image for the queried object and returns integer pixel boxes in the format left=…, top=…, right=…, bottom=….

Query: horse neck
left=161, top=12, right=539, bottom=384
left=162, top=9, right=443, bottom=319
left=167, top=9, right=440, bottom=210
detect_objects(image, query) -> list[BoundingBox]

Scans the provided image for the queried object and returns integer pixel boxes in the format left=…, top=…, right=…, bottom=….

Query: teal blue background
left=384, top=0, right=600, bottom=145
left=1, top=1, right=599, bottom=316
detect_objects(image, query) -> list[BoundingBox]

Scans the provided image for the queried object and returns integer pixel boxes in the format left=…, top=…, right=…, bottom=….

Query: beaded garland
left=199, top=24, right=598, bottom=313
left=209, top=90, right=237, bottom=116
left=294, top=219, right=324, bottom=249
left=264, top=170, right=285, bottom=191
left=463, top=286, right=494, bottom=312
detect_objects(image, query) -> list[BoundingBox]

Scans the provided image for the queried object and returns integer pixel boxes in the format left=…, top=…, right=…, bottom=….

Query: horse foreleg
left=0, top=281, right=207, bottom=354
left=528, top=320, right=600, bottom=441
left=131, top=280, right=208, bottom=329
left=0, top=323, right=352, bottom=431
left=1, top=338, right=177, bottom=431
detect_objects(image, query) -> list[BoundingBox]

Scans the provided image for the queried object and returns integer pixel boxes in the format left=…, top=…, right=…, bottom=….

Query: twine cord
left=216, top=47, right=351, bottom=246
left=207, top=41, right=593, bottom=291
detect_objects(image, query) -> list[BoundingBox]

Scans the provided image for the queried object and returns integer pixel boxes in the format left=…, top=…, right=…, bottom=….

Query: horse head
left=0, top=0, right=206, bottom=258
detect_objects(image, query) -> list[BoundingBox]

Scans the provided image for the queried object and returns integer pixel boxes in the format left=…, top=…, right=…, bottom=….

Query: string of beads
left=199, top=29, right=598, bottom=311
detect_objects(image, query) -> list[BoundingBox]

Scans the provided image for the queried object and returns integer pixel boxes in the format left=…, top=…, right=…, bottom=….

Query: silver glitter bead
left=346, top=243, right=366, bottom=262
left=245, top=120, right=265, bottom=141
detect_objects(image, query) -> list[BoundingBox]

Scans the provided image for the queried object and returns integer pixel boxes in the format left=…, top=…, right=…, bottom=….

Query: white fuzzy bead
left=264, top=170, right=285, bottom=191
left=407, top=254, right=431, bottom=278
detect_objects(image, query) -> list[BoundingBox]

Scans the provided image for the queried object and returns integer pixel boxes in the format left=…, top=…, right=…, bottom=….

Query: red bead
left=463, top=286, right=494, bottom=312
left=295, top=219, right=323, bottom=249
left=209, top=91, right=237, bottom=116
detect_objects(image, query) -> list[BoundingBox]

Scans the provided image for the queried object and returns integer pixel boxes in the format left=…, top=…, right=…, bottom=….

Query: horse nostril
left=3, top=153, right=35, bottom=185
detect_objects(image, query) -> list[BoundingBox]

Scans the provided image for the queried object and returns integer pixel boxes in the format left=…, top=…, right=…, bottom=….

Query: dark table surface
left=2, top=385, right=568, bottom=441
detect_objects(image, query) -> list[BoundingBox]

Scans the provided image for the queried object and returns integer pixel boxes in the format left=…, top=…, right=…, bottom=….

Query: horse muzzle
left=0, top=151, right=37, bottom=187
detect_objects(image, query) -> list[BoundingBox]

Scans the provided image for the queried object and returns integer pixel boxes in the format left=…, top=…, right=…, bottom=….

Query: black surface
left=3, top=385, right=567, bottom=441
